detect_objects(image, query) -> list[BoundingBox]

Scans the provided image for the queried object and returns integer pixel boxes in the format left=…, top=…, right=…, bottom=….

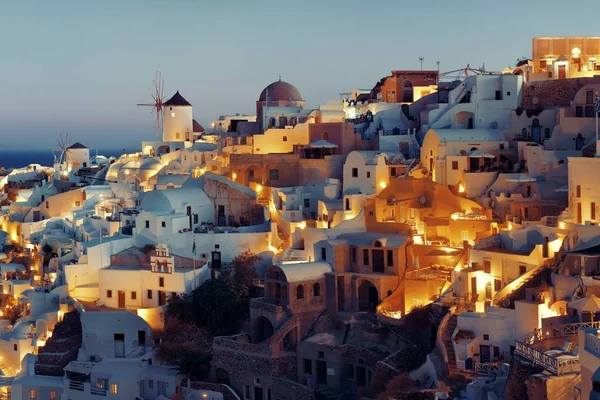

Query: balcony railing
left=90, top=387, right=107, bottom=396
left=474, top=361, right=505, bottom=376
left=69, top=381, right=84, bottom=391
left=585, top=332, right=600, bottom=356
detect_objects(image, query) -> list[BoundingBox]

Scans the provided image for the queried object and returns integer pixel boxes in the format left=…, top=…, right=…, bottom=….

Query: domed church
left=256, top=78, right=306, bottom=132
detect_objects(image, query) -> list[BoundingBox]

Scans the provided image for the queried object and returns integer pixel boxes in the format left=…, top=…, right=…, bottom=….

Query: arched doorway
left=215, top=368, right=230, bottom=385
left=358, top=280, right=379, bottom=311
left=252, top=316, right=274, bottom=343
left=531, top=119, right=541, bottom=144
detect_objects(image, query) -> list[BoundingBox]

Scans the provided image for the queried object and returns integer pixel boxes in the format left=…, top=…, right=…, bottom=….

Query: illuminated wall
left=532, top=37, right=600, bottom=80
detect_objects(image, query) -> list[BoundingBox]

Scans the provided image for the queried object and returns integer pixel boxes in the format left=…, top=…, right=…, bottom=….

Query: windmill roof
left=192, top=120, right=204, bottom=132
left=164, top=91, right=192, bottom=107
left=67, top=142, right=88, bottom=149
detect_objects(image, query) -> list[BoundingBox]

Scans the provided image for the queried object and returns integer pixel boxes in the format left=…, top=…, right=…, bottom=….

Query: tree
left=219, top=251, right=259, bottom=291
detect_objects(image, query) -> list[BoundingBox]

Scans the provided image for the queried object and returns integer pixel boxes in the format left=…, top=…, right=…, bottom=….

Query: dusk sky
left=1, top=0, right=598, bottom=150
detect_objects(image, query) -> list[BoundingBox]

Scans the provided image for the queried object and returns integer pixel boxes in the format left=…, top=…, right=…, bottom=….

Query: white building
left=343, top=151, right=405, bottom=196
left=421, top=128, right=507, bottom=197
left=98, top=244, right=205, bottom=310
left=565, top=156, right=600, bottom=225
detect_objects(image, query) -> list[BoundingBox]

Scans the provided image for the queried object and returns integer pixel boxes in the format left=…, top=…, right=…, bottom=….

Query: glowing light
left=231, top=172, right=237, bottom=181
left=559, top=221, right=566, bottom=229
left=507, top=222, right=512, bottom=231
left=345, top=214, right=354, bottom=220
left=451, top=213, right=459, bottom=221
left=379, top=181, right=387, bottom=189
left=458, top=183, right=465, bottom=193
left=413, top=236, right=424, bottom=245
left=171, top=112, right=175, bottom=118
left=298, top=221, right=307, bottom=230
left=256, top=184, right=263, bottom=193
left=202, top=394, right=208, bottom=399
left=268, top=245, right=279, bottom=254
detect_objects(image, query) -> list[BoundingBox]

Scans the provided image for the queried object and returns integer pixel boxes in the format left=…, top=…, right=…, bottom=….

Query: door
left=316, top=360, right=327, bottom=384
left=33, top=211, right=40, bottom=222
left=254, top=387, right=264, bottom=400
left=157, top=381, right=167, bottom=396
left=471, top=277, right=478, bottom=301
left=337, top=276, right=345, bottom=312
left=114, top=333, right=125, bottom=357
left=372, top=250, right=384, bottom=273
left=480, top=345, right=491, bottom=363
left=558, top=64, right=567, bottom=79
left=218, top=205, right=226, bottom=226
left=368, top=286, right=378, bottom=311
left=578, top=203, right=582, bottom=224
left=138, top=330, right=146, bottom=346
left=118, top=291, right=125, bottom=308
left=158, top=291, right=166, bottom=306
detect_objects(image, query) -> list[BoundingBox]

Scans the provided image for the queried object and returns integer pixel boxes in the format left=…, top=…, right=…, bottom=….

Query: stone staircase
left=443, top=315, right=459, bottom=378
left=34, top=311, right=82, bottom=376
left=315, top=386, right=340, bottom=400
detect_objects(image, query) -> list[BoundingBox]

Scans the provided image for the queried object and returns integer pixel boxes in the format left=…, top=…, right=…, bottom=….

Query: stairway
left=34, top=311, right=82, bottom=376
left=443, top=315, right=459, bottom=378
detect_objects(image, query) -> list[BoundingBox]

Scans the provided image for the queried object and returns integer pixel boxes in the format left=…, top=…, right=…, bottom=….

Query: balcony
left=250, top=297, right=284, bottom=315
left=514, top=322, right=598, bottom=375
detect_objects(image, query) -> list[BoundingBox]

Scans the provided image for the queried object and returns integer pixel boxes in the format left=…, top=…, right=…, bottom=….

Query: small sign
left=327, top=368, right=335, bottom=376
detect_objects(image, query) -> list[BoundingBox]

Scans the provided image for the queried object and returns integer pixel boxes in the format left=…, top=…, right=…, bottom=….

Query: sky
left=1, top=0, right=599, bottom=150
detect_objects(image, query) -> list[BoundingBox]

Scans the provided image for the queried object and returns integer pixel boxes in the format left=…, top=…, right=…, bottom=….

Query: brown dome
left=258, top=80, right=302, bottom=102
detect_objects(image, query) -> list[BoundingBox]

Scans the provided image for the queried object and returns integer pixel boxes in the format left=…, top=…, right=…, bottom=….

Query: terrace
left=514, top=321, right=599, bottom=375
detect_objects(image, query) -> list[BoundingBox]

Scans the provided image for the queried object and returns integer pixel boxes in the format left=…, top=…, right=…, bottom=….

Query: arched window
left=532, top=118, right=540, bottom=127
left=313, top=283, right=321, bottom=297
left=373, top=240, right=383, bottom=248
left=296, top=285, right=304, bottom=299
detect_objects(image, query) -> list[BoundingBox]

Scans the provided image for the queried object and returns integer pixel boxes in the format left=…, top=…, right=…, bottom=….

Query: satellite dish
left=419, top=196, right=427, bottom=205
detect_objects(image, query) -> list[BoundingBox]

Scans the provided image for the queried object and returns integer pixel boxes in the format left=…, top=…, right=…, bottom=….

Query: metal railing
left=90, top=387, right=107, bottom=396
left=474, top=362, right=504, bottom=376
left=69, top=381, right=84, bottom=391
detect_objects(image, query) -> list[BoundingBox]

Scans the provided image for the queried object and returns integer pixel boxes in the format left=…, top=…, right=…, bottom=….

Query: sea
left=0, top=148, right=137, bottom=170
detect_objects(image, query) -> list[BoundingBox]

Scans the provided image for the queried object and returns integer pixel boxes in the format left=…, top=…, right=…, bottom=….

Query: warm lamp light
left=256, top=184, right=263, bottom=193
left=379, top=181, right=387, bottom=189
left=458, top=183, right=465, bottom=193
left=231, top=172, right=237, bottom=181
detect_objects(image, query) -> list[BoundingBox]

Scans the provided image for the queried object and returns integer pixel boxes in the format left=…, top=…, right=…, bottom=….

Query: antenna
left=137, top=71, right=165, bottom=138
left=419, top=57, right=424, bottom=71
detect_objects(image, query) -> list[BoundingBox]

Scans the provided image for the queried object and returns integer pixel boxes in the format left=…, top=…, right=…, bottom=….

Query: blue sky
left=1, top=0, right=598, bottom=149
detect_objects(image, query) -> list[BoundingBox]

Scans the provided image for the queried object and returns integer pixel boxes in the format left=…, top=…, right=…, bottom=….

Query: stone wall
left=526, top=372, right=581, bottom=400
left=520, top=78, right=591, bottom=109
left=272, top=377, right=315, bottom=400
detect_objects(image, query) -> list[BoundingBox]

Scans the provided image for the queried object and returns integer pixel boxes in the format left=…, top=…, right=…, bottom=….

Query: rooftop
left=164, top=91, right=192, bottom=107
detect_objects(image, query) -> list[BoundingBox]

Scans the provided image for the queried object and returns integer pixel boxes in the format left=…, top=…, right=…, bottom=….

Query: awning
left=468, top=150, right=495, bottom=158
left=303, top=140, right=339, bottom=149
left=568, top=295, right=600, bottom=313
left=506, top=174, right=537, bottom=183
left=64, top=361, right=96, bottom=375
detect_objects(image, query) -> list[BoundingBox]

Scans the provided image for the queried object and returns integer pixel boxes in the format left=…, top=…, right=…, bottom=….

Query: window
left=483, top=334, right=490, bottom=341
left=13, top=344, right=17, bottom=351
left=161, top=221, right=166, bottom=228
left=107, top=290, right=112, bottom=298
left=97, top=378, right=107, bottom=389
left=313, top=282, right=321, bottom=297
left=494, top=279, right=502, bottom=291
left=149, top=380, right=154, bottom=389
left=321, top=247, right=327, bottom=260
left=387, top=250, right=393, bottom=266
left=519, top=265, right=527, bottom=275
left=506, top=91, right=511, bottom=96
left=366, top=171, right=371, bottom=178
left=304, top=359, right=312, bottom=374
left=29, top=389, right=36, bottom=399
left=159, top=277, right=165, bottom=287
left=318, top=351, right=324, bottom=358
left=194, top=214, right=198, bottom=224
left=483, top=260, right=491, bottom=274
left=352, top=247, right=357, bottom=263
left=345, top=198, right=350, bottom=211
left=296, top=285, right=304, bottom=299
left=283, top=136, right=288, bottom=142
left=46, top=201, right=49, bottom=208
left=245, top=386, right=250, bottom=400
left=147, top=290, right=152, bottom=299
left=269, top=169, right=279, bottom=180
left=176, top=132, right=180, bottom=139
left=145, top=220, right=150, bottom=229
left=111, top=383, right=118, bottom=394
left=348, top=364, right=355, bottom=380
left=577, top=185, right=581, bottom=198
left=49, top=390, right=56, bottom=400
left=363, top=249, right=369, bottom=266
left=452, top=161, right=458, bottom=170
left=587, top=90, right=594, bottom=104
left=352, top=168, right=358, bottom=177
left=593, top=202, right=596, bottom=220
left=131, top=291, right=137, bottom=300
left=493, top=346, right=500, bottom=358
left=75, top=201, right=81, bottom=207
left=304, top=198, right=310, bottom=208
left=539, top=60, right=547, bottom=69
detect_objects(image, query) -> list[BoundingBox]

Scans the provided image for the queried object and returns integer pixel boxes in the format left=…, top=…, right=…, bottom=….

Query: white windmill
left=52, top=133, right=71, bottom=174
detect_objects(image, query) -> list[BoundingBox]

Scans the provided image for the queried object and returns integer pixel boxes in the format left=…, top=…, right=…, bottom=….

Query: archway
left=252, top=316, right=274, bottom=343
left=215, top=368, right=230, bottom=385
left=157, top=145, right=170, bottom=156
left=402, top=80, right=414, bottom=103
left=358, top=280, right=379, bottom=311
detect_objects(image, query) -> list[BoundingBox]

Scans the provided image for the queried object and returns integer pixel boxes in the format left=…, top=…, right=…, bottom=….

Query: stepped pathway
left=443, top=315, right=459, bottom=378
left=34, top=311, right=82, bottom=376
